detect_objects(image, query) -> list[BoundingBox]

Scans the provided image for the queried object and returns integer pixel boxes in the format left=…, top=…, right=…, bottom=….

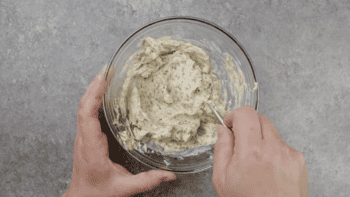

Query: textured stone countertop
left=1, top=0, right=349, bottom=196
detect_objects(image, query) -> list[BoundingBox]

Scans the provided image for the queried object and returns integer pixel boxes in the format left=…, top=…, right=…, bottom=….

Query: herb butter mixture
left=115, top=37, right=240, bottom=152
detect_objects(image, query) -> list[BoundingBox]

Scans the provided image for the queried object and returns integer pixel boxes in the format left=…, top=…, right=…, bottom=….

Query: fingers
left=258, top=114, right=281, bottom=142
left=80, top=65, right=108, bottom=117
left=125, top=170, right=176, bottom=194
left=213, top=125, right=234, bottom=184
left=77, top=65, right=108, bottom=149
left=223, top=106, right=262, bottom=155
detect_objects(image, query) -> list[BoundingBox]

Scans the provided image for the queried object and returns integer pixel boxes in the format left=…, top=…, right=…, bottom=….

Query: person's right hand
left=213, top=106, right=308, bottom=197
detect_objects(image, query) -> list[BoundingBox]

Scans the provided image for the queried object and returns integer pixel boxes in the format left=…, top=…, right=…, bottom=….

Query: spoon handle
left=208, top=104, right=233, bottom=133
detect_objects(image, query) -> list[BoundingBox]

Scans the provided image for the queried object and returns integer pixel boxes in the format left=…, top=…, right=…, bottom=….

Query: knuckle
left=259, top=114, right=268, bottom=121
left=287, top=146, right=295, bottom=156
left=98, top=133, right=108, bottom=144
left=77, top=107, right=88, bottom=120
left=77, top=110, right=84, bottom=122
left=101, top=132, right=107, bottom=140
left=285, top=147, right=306, bottom=164
left=289, top=147, right=301, bottom=157
left=280, top=145, right=290, bottom=158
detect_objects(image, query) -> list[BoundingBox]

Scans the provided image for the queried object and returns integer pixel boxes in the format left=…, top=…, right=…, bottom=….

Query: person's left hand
left=63, top=65, right=176, bottom=197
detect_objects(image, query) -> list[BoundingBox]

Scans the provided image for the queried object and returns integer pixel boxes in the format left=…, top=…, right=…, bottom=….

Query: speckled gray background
left=1, top=0, right=349, bottom=196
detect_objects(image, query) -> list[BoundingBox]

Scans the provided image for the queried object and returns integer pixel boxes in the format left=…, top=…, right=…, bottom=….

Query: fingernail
left=164, top=176, right=175, bottom=181
left=101, top=64, right=108, bottom=73
left=163, top=177, right=170, bottom=181
left=97, top=65, right=108, bottom=80
left=164, top=172, right=176, bottom=181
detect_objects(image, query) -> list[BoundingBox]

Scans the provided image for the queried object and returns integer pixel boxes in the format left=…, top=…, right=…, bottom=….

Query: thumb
left=126, top=170, right=176, bottom=193
left=213, top=125, right=234, bottom=182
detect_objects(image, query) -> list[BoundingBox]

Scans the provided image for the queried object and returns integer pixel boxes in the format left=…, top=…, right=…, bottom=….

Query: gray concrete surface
left=1, top=0, right=349, bottom=196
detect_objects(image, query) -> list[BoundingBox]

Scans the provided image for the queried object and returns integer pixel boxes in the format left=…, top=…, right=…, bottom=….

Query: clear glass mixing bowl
left=103, top=17, right=259, bottom=174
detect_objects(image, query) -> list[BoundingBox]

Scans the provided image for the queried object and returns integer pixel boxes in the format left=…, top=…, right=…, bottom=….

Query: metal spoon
left=208, top=87, right=233, bottom=132
left=208, top=103, right=226, bottom=127
left=208, top=103, right=233, bottom=133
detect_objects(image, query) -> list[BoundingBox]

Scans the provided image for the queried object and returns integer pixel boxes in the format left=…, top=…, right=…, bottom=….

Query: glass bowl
left=103, top=16, right=259, bottom=174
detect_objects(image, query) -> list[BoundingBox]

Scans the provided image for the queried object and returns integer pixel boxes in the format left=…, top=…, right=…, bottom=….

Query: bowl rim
left=103, top=16, right=259, bottom=173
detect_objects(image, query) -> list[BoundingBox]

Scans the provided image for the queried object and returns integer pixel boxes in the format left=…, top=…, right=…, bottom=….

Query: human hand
left=212, top=106, right=308, bottom=197
left=63, top=65, right=176, bottom=197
